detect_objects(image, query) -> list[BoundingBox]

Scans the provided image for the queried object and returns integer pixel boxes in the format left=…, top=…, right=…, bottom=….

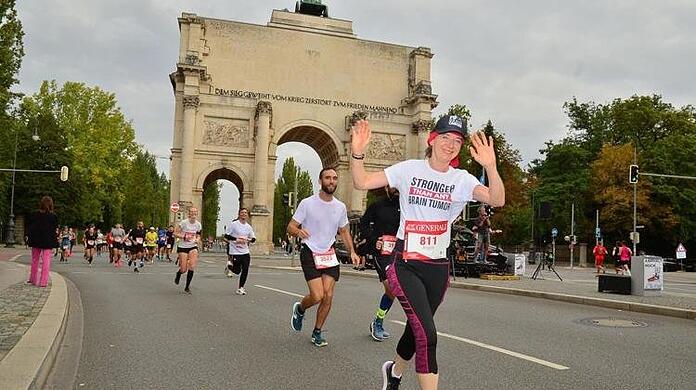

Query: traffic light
left=60, top=166, right=69, bottom=182
left=282, top=193, right=290, bottom=205
left=629, top=164, right=639, bottom=184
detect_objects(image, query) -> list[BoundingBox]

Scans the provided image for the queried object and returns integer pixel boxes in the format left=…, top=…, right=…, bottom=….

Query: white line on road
left=389, top=320, right=569, bottom=371
left=254, top=284, right=304, bottom=298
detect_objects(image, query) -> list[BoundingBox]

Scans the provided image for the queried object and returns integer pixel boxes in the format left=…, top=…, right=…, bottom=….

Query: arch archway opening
left=277, top=126, right=340, bottom=168
left=201, top=168, right=244, bottom=245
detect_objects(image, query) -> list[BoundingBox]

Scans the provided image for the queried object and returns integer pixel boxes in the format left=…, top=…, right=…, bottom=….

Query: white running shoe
left=236, top=287, right=247, bottom=295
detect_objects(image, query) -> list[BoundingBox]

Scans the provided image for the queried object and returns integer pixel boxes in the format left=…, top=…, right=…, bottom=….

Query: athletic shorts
left=299, top=244, right=340, bottom=282
left=146, top=245, right=157, bottom=250
left=85, top=245, right=95, bottom=250
left=132, top=244, right=144, bottom=253
left=374, top=253, right=394, bottom=282
left=177, top=246, right=198, bottom=254
left=113, top=242, right=124, bottom=250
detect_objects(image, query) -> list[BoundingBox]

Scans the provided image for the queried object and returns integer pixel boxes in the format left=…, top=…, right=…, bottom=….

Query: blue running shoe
left=370, top=318, right=384, bottom=341
left=311, top=330, right=328, bottom=347
left=291, top=302, right=304, bottom=332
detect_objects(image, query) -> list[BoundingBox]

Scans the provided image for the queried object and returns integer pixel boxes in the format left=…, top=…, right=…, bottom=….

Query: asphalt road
left=45, top=254, right=696, bottom=389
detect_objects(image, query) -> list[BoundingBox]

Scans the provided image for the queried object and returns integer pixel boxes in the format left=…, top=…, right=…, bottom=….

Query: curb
left=254, top=265, right=696, bottom=320
left=0, top=272, right=69, bottom=390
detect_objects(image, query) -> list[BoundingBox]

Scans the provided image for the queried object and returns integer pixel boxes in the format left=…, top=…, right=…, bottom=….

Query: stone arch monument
left=169, top=8, right=438, bottom=254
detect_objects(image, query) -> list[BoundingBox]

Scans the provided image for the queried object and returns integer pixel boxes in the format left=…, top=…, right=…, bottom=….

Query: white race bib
left=166, top=244, right=171, bottom=249
left=380, top=235, right=397, bottom=256
left=114, top=237, right=122, bottom=243
left=404, top=220, right=449, bottom=260
left=312, top=248, right=339, bottom=269
left=183, top=232, right=196, bottom=242
left=135, top=237, right=143, bottom=244
left=87, top=240, right=95, bottom=246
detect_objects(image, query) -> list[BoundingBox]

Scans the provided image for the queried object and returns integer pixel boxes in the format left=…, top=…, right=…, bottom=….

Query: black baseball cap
left=433, top=115, right=467, bottom=137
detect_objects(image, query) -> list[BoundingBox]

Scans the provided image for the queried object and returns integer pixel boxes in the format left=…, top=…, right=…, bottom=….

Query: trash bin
left=631, top=255, right=664, bottom=296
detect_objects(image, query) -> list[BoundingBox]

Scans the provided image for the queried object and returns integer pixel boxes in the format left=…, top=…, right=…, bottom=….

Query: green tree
left=272, top=158, right=313, bottom=243
left=121, top=150, right=168, bottom=229
left=0, top=0, right=24, bottom=221
left=202, top=181, right=221, bottom=238
left=0, top=0, right=23, bottom=114
left=11, top=80, right=138, bottom=227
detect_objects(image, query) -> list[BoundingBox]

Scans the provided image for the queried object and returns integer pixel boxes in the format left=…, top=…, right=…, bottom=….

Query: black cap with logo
left=432, top=115, right=467, bottom=137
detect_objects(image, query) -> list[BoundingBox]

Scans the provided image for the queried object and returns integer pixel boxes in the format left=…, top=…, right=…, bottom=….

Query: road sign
left=676, top=243, right=687, bottom=260
left=170, top=202, right=180, bottom=213
left=595, top=227, right=601, bottom=238
left=551, top=227, right=558, bottom=238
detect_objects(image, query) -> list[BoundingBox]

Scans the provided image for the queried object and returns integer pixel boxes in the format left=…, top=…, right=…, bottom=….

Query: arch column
left=252, top=101, right=272, bottom=214
left=250, top=101, right=274, bottom=254
left=178, top=95, right=199, bottom=205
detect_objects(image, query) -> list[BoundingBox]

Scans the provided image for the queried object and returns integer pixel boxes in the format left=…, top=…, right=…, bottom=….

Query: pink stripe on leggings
left=387, top=263, right=431, bottom=374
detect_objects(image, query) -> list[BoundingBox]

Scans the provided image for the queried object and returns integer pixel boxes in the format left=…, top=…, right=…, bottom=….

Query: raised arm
left=350, top=119, right=389, bottom=190
left=469, top=131, right=505, bottom=207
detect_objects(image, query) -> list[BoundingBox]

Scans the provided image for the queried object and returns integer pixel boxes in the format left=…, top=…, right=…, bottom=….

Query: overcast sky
left=15, top=1, right=696, bottom=232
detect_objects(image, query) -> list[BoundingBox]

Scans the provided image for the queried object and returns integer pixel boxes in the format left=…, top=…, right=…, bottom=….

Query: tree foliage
left=0, top=0, right=23, bottom=114
left=201, top=181, right=221, bottom=238
left=2, top=80, right=167, bottom=232
left=272, top=158, right=313, bottom=243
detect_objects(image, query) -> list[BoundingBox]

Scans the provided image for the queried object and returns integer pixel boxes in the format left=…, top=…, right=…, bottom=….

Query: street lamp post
left=4, top=128, right=40, bottom=247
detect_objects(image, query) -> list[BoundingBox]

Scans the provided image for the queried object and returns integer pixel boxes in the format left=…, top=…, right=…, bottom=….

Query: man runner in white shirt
left=224, top=208, right=256, bottom=295
left=351, top=115, right=505, bottom=390
left=288, top=167, right=360, bottom=347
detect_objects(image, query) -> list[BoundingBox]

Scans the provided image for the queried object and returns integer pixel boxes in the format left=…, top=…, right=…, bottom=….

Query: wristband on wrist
left=351, top=153, right=365, bottom=160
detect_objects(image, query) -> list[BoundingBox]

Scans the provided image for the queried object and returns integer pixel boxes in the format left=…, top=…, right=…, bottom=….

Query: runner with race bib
left=83, top=224, right=98, bottom=266
left=224, top=208, right=256, bottom=295
left=351, top=115, right=505, bottom=390
left=111, top=223, right=126, bottom=268
left=174, top=207, right=202, bottom=294
left=359, top=186, right=400, bottom=341
left=128, top=222, right=147, bottom=273
left=288, top=167, right=360, bottom=347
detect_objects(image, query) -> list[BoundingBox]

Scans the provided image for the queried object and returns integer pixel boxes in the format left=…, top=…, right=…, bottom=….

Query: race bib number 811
left=404, top=220, right=449, bottom=260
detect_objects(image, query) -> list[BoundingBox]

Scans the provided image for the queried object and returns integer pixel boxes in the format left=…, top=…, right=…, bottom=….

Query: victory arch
left=169, top=8, right=438, bottom=254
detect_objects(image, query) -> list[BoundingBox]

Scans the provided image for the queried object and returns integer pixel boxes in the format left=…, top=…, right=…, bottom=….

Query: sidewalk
left=241, top=253, right=696, bottom=320
left=0, top=248, right=68, bottom=390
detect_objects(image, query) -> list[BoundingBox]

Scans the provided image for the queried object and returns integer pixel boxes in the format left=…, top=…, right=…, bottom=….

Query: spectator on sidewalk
left=26, top=196, right=59, bottom=288
left=619, top=241, right=633, bottom=276
left=593, top=241, right=608, bottom=275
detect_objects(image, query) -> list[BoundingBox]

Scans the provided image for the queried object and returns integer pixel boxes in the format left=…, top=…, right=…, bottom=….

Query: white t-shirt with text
left=385, top=159, right=481, bottom=244
left=226, top=220, right=256, bottom=255
left=178, top=219, right=202, bottom=249
left=292, top=194, right=349, bottom=253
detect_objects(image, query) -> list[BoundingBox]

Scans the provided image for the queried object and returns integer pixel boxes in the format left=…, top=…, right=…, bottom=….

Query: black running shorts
left=299, top=244, right=340, bottom=282
left=177, top=246, right=198, bottom=254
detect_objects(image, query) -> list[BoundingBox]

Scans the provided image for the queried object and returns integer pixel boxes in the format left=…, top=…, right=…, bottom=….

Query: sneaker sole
left=370, top=322, right=383, bottom=342
left=311, top=339, right=328, bottom=347
left=381, top=361, right=393, bottom=390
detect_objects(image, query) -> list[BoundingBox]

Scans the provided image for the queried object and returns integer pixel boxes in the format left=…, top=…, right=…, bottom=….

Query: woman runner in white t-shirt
left=174, top=207, right=202, bottom=294
left=351, top=115, right=505, bottom=390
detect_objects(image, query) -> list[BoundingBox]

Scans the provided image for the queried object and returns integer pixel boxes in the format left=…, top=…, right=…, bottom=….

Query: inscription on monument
left=214, top=87, right=399, bottom=114
left=202, top=118, right=250, bottom=148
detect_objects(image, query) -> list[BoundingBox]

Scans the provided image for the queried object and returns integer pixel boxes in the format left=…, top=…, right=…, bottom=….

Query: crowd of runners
left=40, top=115, right=504, bottom=389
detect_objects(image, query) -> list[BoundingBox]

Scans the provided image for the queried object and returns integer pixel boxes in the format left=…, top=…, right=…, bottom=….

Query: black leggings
left=231, top=254, right=251, bottom=288
left=386, top=242, right=449, bottom=374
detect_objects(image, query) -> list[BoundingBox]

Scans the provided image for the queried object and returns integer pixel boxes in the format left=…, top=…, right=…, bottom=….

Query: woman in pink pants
left=26, top=196, right=59, bottom=287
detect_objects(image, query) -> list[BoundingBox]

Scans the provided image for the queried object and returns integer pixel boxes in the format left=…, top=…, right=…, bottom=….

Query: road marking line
left=254, top=284, right=304, bottom=298
left=389, top=320, right=569, bottom=370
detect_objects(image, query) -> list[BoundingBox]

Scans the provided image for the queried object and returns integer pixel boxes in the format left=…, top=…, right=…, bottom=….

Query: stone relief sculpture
left=202, top=119, right=250, bottom=148
left=367, top=133, right=405, bottom=161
